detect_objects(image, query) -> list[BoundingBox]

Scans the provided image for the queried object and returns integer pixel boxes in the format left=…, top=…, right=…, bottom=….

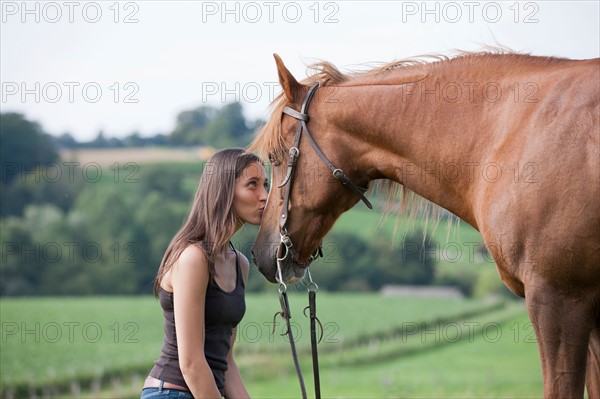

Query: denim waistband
left=141, top=387, right=195, bottom=399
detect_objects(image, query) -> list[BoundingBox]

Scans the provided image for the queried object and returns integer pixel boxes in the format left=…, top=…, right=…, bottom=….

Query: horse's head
left=250, top=54, right=372, bottom=284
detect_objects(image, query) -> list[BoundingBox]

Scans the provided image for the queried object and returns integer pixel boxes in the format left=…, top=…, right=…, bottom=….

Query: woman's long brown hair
left=153, top=148, right=262, bottom=296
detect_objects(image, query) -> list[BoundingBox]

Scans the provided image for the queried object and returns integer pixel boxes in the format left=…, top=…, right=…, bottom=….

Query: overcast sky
left=1, top=1, right=598, bottom=141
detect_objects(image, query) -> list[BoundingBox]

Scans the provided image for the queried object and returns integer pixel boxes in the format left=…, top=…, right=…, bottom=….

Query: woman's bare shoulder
left=171, top=244, right=210, bottom=286
left=179, top=243, right=207, bottom=265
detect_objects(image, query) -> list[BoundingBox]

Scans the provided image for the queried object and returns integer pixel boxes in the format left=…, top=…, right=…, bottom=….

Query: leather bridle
left=273, top=82, right=373, bottom=399
left=276, top=82, right=372, bottom=270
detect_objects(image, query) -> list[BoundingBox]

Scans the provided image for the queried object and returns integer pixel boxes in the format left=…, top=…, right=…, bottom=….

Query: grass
left=0, top=296, right=162, bottom=388
left=0, top=294, right=485, bottom=380
left=247, top=310, right=543, bottom=398
left=56, top=309, right=544, bottom=399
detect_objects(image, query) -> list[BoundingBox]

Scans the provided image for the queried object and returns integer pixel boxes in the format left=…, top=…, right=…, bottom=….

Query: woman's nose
left=259, top=187, right=268, bottom=202
left=258, top=187, right=269, bottom=201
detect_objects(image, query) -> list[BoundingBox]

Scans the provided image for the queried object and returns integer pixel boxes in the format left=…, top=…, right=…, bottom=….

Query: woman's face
left=233, top=162, right=268, bottom=225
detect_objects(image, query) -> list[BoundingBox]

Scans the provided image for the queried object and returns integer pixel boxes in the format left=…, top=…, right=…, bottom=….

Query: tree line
left=54, top=102, right=257, bottom=149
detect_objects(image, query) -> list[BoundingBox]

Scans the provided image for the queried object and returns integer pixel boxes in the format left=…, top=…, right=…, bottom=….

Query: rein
left=273, top=268, right=322, bottom=399
left=273, top=83, right=372, bottom=398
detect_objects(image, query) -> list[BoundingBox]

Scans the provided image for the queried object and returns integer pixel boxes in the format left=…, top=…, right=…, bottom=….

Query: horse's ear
left=274, top=54, right=303, bottom=103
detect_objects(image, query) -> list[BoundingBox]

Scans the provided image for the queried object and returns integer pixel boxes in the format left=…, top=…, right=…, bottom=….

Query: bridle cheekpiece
left=276, top=83, right=373, bottom=278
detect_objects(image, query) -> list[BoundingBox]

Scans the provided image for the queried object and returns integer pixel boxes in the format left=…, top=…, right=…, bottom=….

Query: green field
left=0, top=294, right=542, bottom=398
left=248, top=312, right=542, bottom=398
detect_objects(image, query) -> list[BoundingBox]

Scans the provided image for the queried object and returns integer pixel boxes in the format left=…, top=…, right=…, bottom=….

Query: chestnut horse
left=249, top=52, right=599, bottom=397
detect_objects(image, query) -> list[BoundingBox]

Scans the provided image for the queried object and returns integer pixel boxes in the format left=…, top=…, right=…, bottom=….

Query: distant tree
left=0, top=160, right=85, bottom=217
left=202, top=102, right=253, bottom=149
left=89, top=130, right=109, bottom=148
left=169, top=102, right=253, bottom=148
left=134, top=192, right=187, bottom=293
left=318, top=232, right=436, bottom=291
left=371, top=233, right=436, bottom=287
left=434, top=265, right=479, bottom=297
left=123, top=132, right=144, bottom=147
left=146, top=133, right=169, bottom=146
left=55, top=132, right=79, bottom=149
left=106, top=136, right=124, bottom=148
left=0, top=205, right=76, bottom=296
left=170, top=106, right=216, bottom=145
left=0, top=215, right=39, bottom=296
left=135, top=166, right=188, bottom=201
left=0, top=113, right=59, bottom=184
left=67, top=185, right=140, bottom=294
left=474, top=267, right=517, bottom=299
left=0, top=113, right=68, bottom=217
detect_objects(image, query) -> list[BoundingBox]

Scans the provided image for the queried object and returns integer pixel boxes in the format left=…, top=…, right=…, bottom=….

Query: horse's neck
left=341, top=60, right=535, bottom=228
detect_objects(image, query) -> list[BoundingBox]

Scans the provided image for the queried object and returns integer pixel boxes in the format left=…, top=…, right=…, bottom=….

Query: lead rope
left=274, top=246, right=324, bottom=398
left=275, top=245, right=307, bottom=399
left=304, top=269, right=322, bottom=399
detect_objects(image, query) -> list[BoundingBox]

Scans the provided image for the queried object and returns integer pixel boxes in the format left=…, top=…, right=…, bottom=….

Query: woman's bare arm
left=172, top=245, right=222, bottom=398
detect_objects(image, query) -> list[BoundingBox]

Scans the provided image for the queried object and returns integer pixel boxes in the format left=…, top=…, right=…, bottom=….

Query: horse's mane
left=248, top=52, right=460, bottom=163
left=248, top=49, right=563, bottom=242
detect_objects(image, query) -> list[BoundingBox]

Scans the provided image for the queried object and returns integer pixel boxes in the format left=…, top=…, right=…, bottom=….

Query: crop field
left=60, top=147, right=214, bottom=167
left=0, top=294, right=542, bottom=398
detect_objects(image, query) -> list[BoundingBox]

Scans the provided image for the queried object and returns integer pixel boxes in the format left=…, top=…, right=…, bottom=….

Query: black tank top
left=149, top=245, right=246, bottom=396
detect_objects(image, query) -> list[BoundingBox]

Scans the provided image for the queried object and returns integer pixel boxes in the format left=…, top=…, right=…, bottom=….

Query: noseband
left=277, top=82, right=373, bottom=269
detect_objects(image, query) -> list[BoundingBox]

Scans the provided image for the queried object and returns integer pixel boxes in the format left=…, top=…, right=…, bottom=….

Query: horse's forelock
left=247, top=92, right=287, bottom=162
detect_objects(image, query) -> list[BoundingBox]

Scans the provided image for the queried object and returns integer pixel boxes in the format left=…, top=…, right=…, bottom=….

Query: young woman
left=141, top=148, right=268, bottom=399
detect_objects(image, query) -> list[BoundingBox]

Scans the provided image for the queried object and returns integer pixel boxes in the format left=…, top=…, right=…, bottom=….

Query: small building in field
left=379, top=285, right=464, bottom=299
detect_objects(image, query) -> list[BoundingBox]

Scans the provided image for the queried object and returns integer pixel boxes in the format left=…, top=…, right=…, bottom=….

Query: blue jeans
left=140, top=387, right=194, bottom=399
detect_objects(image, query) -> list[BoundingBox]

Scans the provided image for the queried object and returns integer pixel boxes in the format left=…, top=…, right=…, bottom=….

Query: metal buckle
left=278, top=147, right=300, bottom=188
